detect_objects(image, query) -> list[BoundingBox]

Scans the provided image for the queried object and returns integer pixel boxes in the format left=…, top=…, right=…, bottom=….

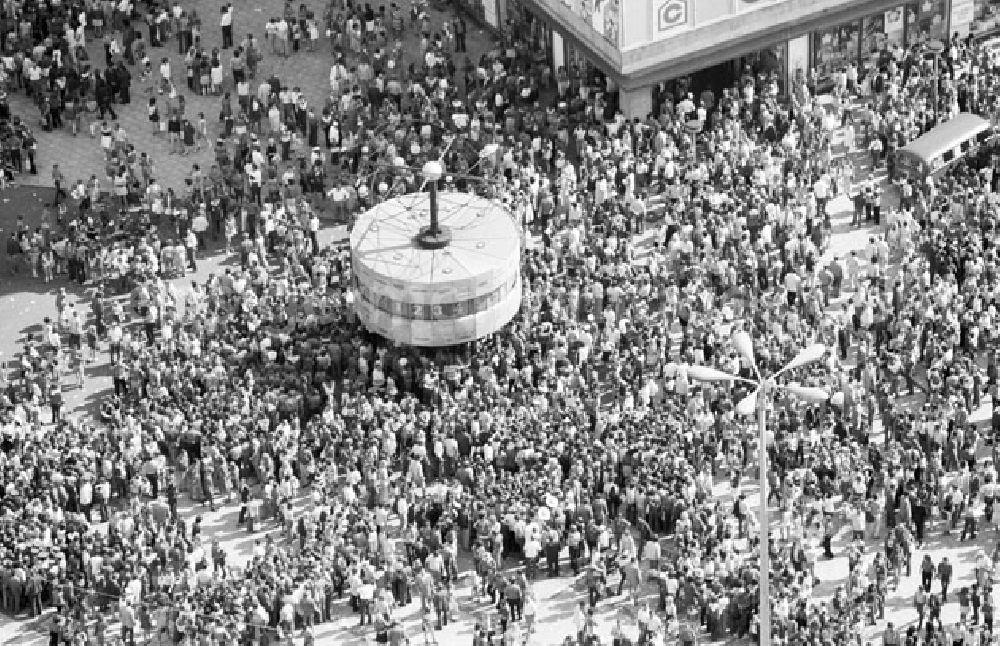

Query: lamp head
left=732, top=331, right=756, bottom=366
left=781, top=344, right=827, bottom=373
left=687, top=365, right=738, bottom=383
left=422, top=160, right=444, bottom=182
left=783, top=384, right=830, bottom=404
left=735, top=389, right=758, bottom=417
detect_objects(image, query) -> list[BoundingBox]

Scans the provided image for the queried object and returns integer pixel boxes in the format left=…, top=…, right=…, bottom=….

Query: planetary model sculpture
left=350, top=160, right=523, bottom=347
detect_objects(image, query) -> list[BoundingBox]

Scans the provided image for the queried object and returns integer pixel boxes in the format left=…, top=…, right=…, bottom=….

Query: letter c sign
left=657, top=0, right=687, bottom=32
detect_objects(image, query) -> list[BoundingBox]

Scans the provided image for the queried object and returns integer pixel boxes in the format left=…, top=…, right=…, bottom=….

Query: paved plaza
left=5, top=0, right=497, bottom=192
left=0, top=4, right=996, bottom=646
left=0, top=130, right=997, bottom=646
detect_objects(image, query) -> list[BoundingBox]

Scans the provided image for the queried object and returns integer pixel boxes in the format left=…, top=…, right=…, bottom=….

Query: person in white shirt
left=219, top=4, right=234, bottom=49
left=275, top=18, right=289, bottom=56
left=784, top=270, right=802, bottom=307
left=79, top=476, right=93, bottom=516
left=523, top=534, right=541, bottom=576
left=358, top=579, right=376, bottom=625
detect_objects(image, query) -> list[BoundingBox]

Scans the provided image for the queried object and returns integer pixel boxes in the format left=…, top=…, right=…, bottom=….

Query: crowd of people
left=2, top=0, right=1000, bottom=644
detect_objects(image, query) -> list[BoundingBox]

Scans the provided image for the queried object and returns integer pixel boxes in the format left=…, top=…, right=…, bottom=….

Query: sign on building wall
left=951, top=0, right=974, bottom=35
left=483, top=0, right=498, bottom=27
left=696, top=0, right=732, bottom=25
left=862, top=12, right=887, bottom=57
left=737, top=0, right=793, bottom=11
left=917, top=0, right=949, bottom=40
left=656, top=0, right=688, bottom=32
left=885, top=5, right=905, bottom=35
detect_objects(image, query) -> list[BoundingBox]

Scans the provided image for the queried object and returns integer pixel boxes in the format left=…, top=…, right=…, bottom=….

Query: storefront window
left=971, top=0, right=1000, bottom=37
left=810, top=8, right=926, bottom=89
left=600, top=0, right=621, bottom=46
left=812, top=21, right=860, bottom=90
left=741, top=46, right=786, bottom=96
left=903, top=3, right=919, bottom=44
left=559, top=0, right=620, bottom=47
left=456, top=0, right=489, bottom=27
left=861, top=14, right=887, bottom=73
left=565, top=40, right=601, bottom=79
left=916, top=0, right=949, bottom=42
left=455, top=0, right=508, bottom=30
left=884, top=6, right=906, bottom=46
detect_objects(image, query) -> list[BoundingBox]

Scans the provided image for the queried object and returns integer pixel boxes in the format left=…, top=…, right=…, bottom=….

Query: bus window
left=943, top=149, right=956, bottom=164
left=979, top=130, right=993, bottom=143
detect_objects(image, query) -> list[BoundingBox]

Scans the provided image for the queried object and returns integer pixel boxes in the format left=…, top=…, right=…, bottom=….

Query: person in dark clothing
left=95, top=77, right=117, bottom=120
left=48, top=615, right=63, bottom=646
left=822, top=517, right=835, bottom=558
left=453, top=17, right=467, bottom=53
left=22, top=131, right=37, bottom=174
left=921, top=555, right=935, bottom=592
left=220, top=4, right=234, bottom=49
left=939, top=557, right=953, bottom=602
left=147, top=11, right=159, bottom=47
left=116, top=62, right=132, bottom=104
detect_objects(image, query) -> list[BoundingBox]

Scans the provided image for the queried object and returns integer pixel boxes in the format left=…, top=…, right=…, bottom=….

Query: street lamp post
left=688, top=332, right=830, bottom=646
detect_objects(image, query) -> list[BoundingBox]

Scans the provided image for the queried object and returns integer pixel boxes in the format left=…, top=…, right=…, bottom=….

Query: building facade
left=514, top=0, right=1000, bottom=117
